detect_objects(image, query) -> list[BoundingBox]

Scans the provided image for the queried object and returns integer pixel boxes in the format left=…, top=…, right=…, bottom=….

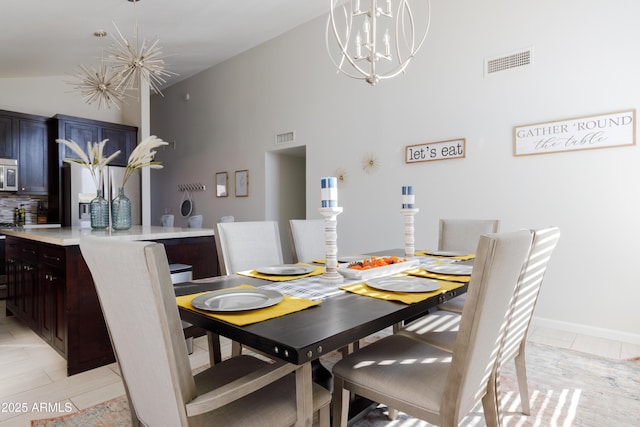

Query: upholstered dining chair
left=398, top=226, right=561, bottom=416
left=289, top=219, right=325, bottom=263
left=215, top=220, right=284, bottom=275
left=331, top=230, right=533, bottom=427
left=214, top=220, right=284, bottom=357
left=80, top=237, right=330, bottom=427
left=436, top=218, right=500, bottom=313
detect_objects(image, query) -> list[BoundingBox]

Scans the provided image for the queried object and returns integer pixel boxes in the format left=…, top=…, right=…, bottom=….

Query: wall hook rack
left=178, top=183, right=206, bottom=192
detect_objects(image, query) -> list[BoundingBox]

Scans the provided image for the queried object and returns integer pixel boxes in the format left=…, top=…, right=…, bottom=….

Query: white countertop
left=0, top=226, right=215, bottom=246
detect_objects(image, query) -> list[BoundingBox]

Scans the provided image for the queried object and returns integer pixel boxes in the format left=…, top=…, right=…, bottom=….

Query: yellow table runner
left=237, top=263, right=324, bottom=282
left=340, top=279, right=466, bottom=305
left=405, top=267, right=472, bottom=283
left=176, top=285, right=321, bottom=326
left=415, top=250, right=475, bottom=261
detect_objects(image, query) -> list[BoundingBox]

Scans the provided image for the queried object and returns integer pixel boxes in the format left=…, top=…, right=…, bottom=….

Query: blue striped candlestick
left=401, top=186, right=418, bottom=257
left=402, top=185, right=415, bottom=208
left=319, top=177, right=343, bottom=283
left=321, top=177, right=338, bottom=208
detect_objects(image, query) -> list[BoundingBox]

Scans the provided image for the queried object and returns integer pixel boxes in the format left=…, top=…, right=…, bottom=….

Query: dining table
left=174, top=249, right=471, bottom=426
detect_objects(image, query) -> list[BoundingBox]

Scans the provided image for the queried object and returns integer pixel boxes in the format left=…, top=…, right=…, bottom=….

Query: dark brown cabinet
left=39, top=245, right=67, bottom=354
left=18, top=118, right=48, bottom=194
left=53, top=114, right=137, bottom=167
left=0, top=110, right=49, bottom=195
left=5, top=234, right=217, bottom=376
left=5, top=240, right=20, bottom=320
left=6, top=239, right=40, bottom=331
left=0, top=113, right=18, bottom=159
left=48, top=114, right=138, bottom=223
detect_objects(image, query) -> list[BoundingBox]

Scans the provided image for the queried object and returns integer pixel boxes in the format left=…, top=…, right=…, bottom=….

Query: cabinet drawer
left=20, top=242, right=39, bottom=262
left=40, top=245, right=65, bottom=266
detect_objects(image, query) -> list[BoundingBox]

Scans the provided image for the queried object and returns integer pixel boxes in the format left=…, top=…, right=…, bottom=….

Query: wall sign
left=514, top=109, right=636, bottom=156
left=405, top=138, right=466, bottom=163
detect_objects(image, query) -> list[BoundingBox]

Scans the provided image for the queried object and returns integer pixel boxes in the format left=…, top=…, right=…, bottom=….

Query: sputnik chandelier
left=326, top=0, right=431, bottom=86
left=69, top=0, right=176, bottom=109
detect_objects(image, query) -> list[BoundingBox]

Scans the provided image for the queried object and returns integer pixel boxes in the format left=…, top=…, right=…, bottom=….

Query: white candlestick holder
left=401, top=208, right=419, bottom=257
left=318, top=207, right=344, bottom=284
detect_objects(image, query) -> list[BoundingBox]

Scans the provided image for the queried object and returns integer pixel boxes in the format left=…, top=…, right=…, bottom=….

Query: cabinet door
left=40, top=264, right=66, bottom=351
left=18, top=119, right=48, bottom=194
left=59, top=120, right=99, bottom=160
left=101, top=126, right=136, bottom=166
left=5, top=247, right=19, bottom=315
left=0, top=114, right=17, bottom=159
left=39, top=245, right=67, bottom=352
left=20, top=258, right=39, bottom=330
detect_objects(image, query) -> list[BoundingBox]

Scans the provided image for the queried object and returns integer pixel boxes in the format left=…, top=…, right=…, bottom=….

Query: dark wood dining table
left=175, top=251, right=469, bottom=425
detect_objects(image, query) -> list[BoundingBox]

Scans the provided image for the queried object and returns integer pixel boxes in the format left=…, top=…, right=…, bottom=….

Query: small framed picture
left=215, top=172, right=228, bottom=197
left=235, top=170, right=249, bottom=197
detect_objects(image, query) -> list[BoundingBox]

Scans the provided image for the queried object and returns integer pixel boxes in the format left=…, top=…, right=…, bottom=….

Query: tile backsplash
left=0, top=195, right=49, bottom=224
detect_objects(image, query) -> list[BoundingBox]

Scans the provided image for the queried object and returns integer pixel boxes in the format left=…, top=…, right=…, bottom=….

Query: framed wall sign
left=215, top=172, right=228, bottom=197
left=405, top=138, right=466, bottom=163
left=235, top=170, right=249, bottom=197
left=514, top=109, right=636, bottom=156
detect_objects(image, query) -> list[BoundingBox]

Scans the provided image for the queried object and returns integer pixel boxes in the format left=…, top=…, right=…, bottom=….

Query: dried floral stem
left=56, top=139, right=121, bottom=190
left=121, top=135, right=169, bottom=188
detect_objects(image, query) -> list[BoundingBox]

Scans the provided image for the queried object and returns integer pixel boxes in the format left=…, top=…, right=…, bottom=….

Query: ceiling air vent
left=275, top=131, right=295, bottom=145
left=485, top=47, right=533, bottom=76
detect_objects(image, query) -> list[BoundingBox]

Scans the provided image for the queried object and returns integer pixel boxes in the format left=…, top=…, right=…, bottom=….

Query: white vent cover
left=485, top=47, right=533, bottom=75
left=275, top=131, right=295, bottom=145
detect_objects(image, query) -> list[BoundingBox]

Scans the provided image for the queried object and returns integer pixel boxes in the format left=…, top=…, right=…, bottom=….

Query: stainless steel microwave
left=0, top=159, right=18, bottom=192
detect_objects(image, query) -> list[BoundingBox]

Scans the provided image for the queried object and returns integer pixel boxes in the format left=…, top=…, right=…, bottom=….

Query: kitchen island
left=3, top=226, right=218, bottom=375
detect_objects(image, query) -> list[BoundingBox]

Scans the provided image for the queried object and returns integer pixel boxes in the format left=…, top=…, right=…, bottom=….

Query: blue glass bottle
left=90, top=189, right=109, bottom=229
left=111, top=187, right=132, bottom=230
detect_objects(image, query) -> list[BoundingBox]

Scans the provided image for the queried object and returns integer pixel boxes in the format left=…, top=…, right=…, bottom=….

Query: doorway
left=265, top=146, right=306, bottom=263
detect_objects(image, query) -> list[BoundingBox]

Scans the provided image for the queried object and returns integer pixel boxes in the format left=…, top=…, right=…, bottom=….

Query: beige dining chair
left=214, top=220, right=284, bottom=356
left=289, top=219, right=325, bottom=263
left=80, top=237, right=330, bottom=427
left=215, top=220, right=284, bottom=275
left=331, top=230, right=533, bottom=427
left=399, top=226, right=561, bottom=416
left=436, top=218, right=500, bottom=313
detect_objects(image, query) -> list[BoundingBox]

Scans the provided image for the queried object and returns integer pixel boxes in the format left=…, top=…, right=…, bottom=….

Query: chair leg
left=339, top=340, right=360, bottom=357
left=388, top=407, right=399, bottom=420
left=318, top=403, right=330, bottom=427
left=514, top=344, right=531, bottom=415
left=332, top=377, right=350, bottom=427
left=231, top=340, right=243, bottom=357
left=295, top=363, right=313, bottom=427
left=392, top=322, right=402, bottom=333
left=482, top=370, right=502, bottom=427
left=207, top=332, right=222, bottom=365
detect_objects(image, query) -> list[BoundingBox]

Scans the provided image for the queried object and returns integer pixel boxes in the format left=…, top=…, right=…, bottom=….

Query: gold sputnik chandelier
left=326, top=0, right=431, bottom=86
left=69, top=0, right=176, bottom=109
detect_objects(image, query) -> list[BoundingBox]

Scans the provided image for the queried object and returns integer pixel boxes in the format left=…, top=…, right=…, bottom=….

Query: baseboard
left=532, top=316, right=640, bottom=345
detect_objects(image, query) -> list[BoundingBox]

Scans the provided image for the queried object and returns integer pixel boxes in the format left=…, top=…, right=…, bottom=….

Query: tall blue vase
left=90, top=189, right=109, bottom=229
left=111, top=187, right=132, bottom=230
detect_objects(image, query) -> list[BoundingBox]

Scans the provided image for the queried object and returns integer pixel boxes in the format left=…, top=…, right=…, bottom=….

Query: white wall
left=0, top=75, right=134, bottom=125
left=149, top=0, right=639, bottom=343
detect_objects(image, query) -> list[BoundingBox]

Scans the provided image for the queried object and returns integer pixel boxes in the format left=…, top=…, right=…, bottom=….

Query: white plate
left=424, top=264, right=473, bottom=276
left=255, top=264, right=315, bottom=276
left=338, top=258, right=420, bottom=280
left=191, top=288, right=283, bottom=312
left=365, top=277, right=441, bottom=293
left=422, top=250, right=469, bottom=257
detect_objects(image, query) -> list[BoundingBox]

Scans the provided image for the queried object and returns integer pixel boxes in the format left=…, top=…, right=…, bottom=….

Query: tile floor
left=1, top=298, right=639, bottom=426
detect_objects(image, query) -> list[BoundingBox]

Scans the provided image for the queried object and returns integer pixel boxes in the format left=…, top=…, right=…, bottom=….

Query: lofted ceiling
left=0, top=0, right=330, bottom=89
